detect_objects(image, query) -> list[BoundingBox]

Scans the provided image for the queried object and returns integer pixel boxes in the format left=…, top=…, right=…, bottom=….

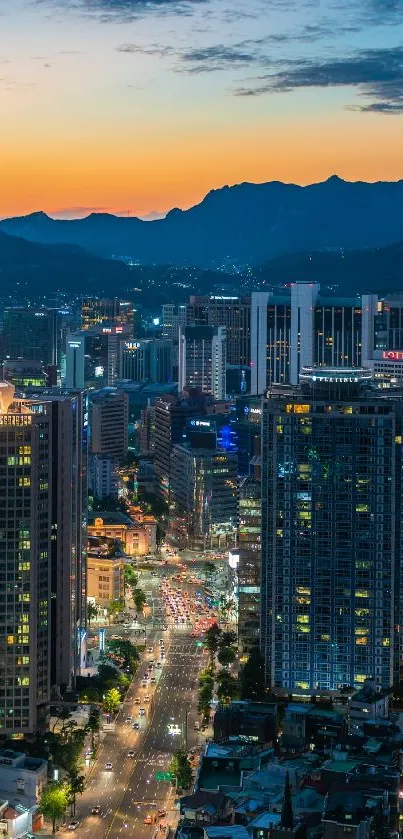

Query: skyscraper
left=261, top=368, right=402, bottom=693
left=251, top=285, right=362, bottom=393
left=120, top=339, right=173, bottom=383
left=187, top=295, right=251, bottom=367
left=2, top=307, right=60, bottom=366
left=0, top=384, right=87, bottom=733
left=89, top=388, right=128, bottom=460
left=81, top=298, right=134, bottom=331
left=178, top=325, right=227, bottom=399
left=0, top=383, right=51, bottom=734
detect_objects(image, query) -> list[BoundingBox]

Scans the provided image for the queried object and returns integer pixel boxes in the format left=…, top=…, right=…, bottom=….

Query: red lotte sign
left=382, top=351, right=403, bottom=361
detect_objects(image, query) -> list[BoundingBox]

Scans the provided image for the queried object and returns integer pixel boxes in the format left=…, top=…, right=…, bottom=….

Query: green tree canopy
left=103, top=687, right=121, bottom=714
left=216, top=670, right=239, bottom=703
left=66, top=769, right=85, bottom=816
left=169, top=749, right=192, bottom=789
left=87, top=602, right=99, bottom=626
left=240, top=646, right=267, bottom=701
left=39, top=782, right=69, bottom=833
left=133, top=588, right=147, bottom=612
left=217, top=647, right=236, bottom=668
left=107, top=638, right=139, bottom=673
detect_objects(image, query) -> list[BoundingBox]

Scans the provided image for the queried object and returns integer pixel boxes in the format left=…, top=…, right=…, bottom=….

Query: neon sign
left=382, top=351, right=403, bottom=361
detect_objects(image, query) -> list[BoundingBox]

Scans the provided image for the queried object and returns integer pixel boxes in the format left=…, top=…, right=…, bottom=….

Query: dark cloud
left=35, top=0, right=207, bottom=21
left=234, top=46, right=403, bottom=114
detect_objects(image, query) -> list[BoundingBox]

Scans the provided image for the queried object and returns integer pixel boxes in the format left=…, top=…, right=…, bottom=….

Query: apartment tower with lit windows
left=261, top=368, right=403, bottom=693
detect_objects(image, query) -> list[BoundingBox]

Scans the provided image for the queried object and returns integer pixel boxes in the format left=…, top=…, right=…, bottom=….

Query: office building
left=261, top=367, right=403, bottom=693
left=2, top=307, right=60, bottom=366
left=0, top=383, right=87, bottom=733
left=154, top=391, right=228, bottom=502
left=88, top=453, right=119, bottom=500
left=162, top=304, right=187, bottom=342
left=170, top=445, right=238, bottom=549
left=81, top=298, right=134, bottom=331
left=251, top=285, right=362, bottom=392
left=179, top=325, right=227, bottom=400
left=89, top=388, right=128, bottom=460
left=362, top=293, right=403, bottom=383
left=233, top=397, right=262, bottom=478
left=3, top=359, right=48, bottom=389
left=120, top=338, right=173, bottom=383
left=187, top=296, right=251, bottom=367
left=64, top=325, right=133, bottom=390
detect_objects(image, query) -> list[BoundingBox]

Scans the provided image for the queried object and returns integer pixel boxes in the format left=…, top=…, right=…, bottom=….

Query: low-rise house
left=180, top=791, right=233, bottom=826
left=214, top=702, right=277, bottom=747
left=0, top=750, right=47, bottom=807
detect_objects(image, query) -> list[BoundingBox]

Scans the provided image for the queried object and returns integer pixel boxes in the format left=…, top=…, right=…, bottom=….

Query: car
left=148, top=663, right=154, bottom=670
left=126, top=716, right=132, bottom=724
left=158, top=809, right=167, bottom=818
left=105, top=762, right=113, bottom=771
left=159, top=639, right=164, bottom=645
left=139, top=708, right=146, bottom=715
left=144, top=694, right=150, bottom=701
left=161, top=651, right=165, bottom=659
left=134, top=697, right=140, bottom=703
left=141, top=681, right=147, bottom=688
left=151, top=571, right=157, bottom=576
left=147, top=646, right=153, bottom=653
left=127, top=750, right=135, bottom=758
left=91, top=805, right=101, bottom=815
left=150, top=676, right=156, bottom=684
left=144, top=814, right=156, bottom=825
left=156, top=661, right=162, bottom=668
left=68, top=819, right=80, bottom=830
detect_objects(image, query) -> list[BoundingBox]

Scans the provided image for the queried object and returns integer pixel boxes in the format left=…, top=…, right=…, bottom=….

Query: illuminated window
left=294, top=404, right=310, bottom=414
left=355, top=608, right=369, bottom=616
left=19, top=594, right=30, bottom=603
left=296, top=587, right=311, bottom=595
left=356, top=504, right=369, bottom=513
left=355, top=628, right=368, bottom=636
left=19, top=446, right=31, bottom=455
left=7, top=456, right=17, bottom=465
left=383, top=638, right=390, bottom=647
left=297, top=615, right=310, bottom=624
left=18, top=477, right=31, bottom=487
left=396, top=436, right=402, bottom=445
left=355, top=590, right=369, bottom=598
left=355, top=674, right=367, bottom=683
left=321, top=634, right=330, bottom=641
left=7, top=635, right=14, bottom=645
left=296, top=682, right=309, bottom=690
left=296, top=626, right=310, bottom=633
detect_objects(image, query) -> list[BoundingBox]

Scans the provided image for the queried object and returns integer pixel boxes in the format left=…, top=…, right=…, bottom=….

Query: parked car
left=68, top=819, right=80, bottom=830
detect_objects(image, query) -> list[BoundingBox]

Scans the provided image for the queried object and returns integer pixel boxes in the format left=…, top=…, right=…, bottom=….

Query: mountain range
left=1, top=176, right=403, bottom=268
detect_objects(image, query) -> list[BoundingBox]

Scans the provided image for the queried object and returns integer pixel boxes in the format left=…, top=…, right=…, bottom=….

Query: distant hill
left=257, top=240, right=403, bottom=295
left=0, top=229, right=131, bottom=296
left=1, top=227, right=403, bottom=304
left=1, top=176, right=403, bottom=268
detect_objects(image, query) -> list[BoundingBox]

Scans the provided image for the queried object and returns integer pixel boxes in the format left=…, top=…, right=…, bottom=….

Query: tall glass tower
left=261, top=368, right=403, bottom=692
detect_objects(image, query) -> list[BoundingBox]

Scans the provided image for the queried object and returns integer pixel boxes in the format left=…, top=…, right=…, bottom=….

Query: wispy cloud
left=34, top=0, right=208, bottom=21
left=234, top=46, right=403, bottom=114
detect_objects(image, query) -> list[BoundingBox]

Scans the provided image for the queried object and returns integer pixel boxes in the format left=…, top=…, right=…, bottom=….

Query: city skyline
left=1, top=0, right=402, bottom=219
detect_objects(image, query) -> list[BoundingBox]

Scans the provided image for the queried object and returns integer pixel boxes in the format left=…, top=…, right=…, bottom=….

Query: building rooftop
left=203, top=828, right=250, bottom=839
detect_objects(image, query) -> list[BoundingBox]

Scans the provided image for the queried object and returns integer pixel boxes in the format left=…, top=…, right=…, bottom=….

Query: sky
left=0, top=0, right=402, bottom=219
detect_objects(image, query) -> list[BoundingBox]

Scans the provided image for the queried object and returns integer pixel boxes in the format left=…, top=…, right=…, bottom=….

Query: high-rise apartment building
left=89, top=388, right=128, bottom=461
left=178, top=325, right=227, bottom=400
left=251, top=285, right=362, bottom=392
left=120, top=339, right=173, bottom=384
left=0, top=384, right=87, bottom=734
left=81, top=298, right=134, bottom=331
left=261, top=367, right=402, bottom=693
left=2, top=307, right=61, bottom=366
left=237, top=478, right=261, bottom=657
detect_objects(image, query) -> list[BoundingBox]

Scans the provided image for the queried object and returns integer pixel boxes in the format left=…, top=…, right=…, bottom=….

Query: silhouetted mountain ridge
left=1, top=176, right=403, bottom=267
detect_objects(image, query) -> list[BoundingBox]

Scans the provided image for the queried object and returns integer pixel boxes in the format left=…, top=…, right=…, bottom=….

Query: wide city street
left=65, top=552, right=224, bottom=839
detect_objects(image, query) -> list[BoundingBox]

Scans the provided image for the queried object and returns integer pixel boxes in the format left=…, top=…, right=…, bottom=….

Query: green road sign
left=155, top=772, right=173, bottom=781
